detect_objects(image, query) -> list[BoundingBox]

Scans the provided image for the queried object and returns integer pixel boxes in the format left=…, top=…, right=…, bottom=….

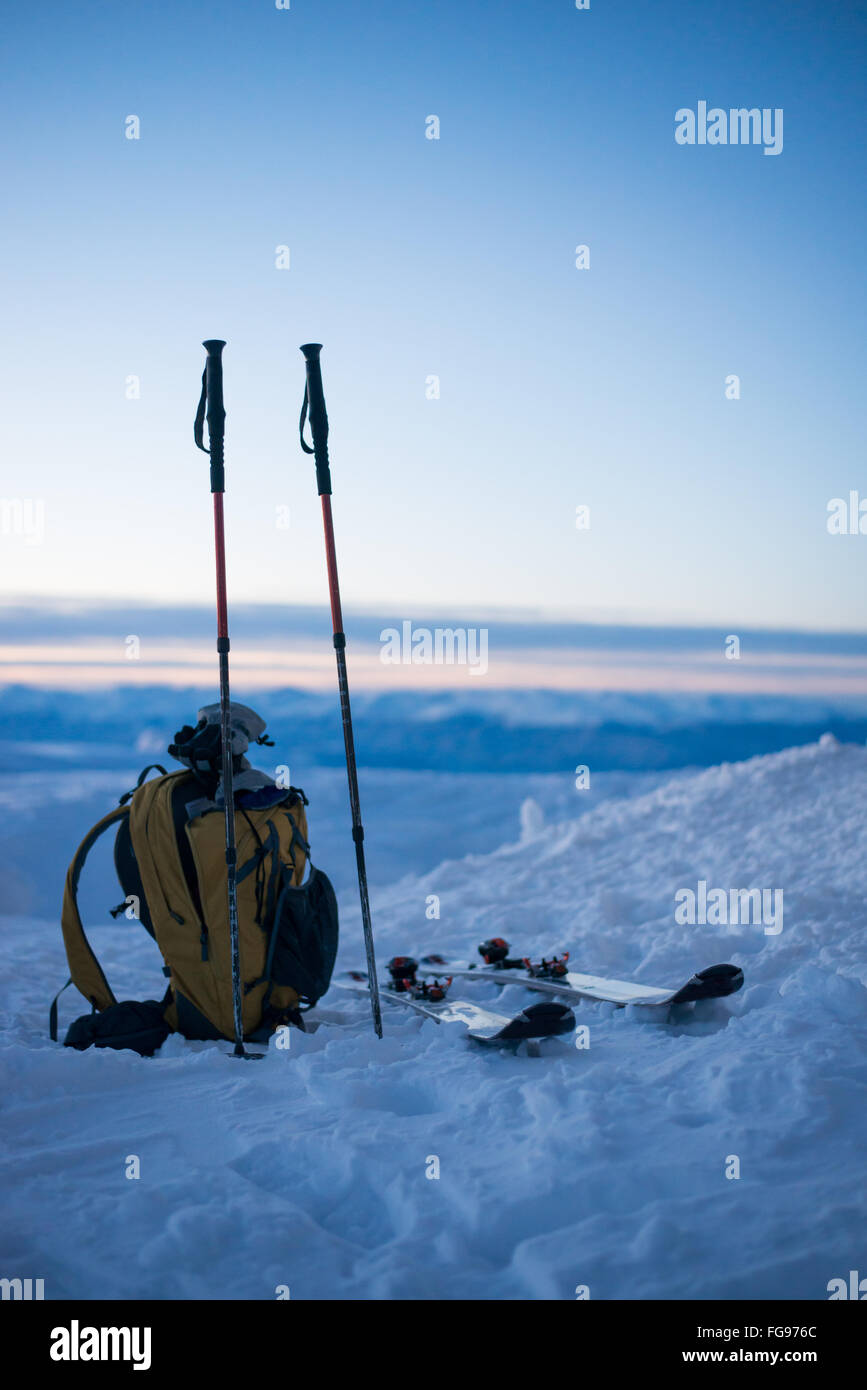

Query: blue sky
left=1, top=0, right=865, bottom=633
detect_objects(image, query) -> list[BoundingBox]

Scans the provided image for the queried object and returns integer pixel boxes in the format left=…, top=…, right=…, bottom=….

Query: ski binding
left=420, top=938, right=745, bottom=1009
left=340, top=956, right=576, bottom=1045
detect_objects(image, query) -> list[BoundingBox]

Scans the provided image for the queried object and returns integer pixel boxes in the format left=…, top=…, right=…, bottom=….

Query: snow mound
left=1, top=739, right=865, bottom=1300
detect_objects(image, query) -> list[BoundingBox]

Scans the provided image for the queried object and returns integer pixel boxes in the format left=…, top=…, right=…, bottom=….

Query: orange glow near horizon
left=2, top=641, right=867, bottom=695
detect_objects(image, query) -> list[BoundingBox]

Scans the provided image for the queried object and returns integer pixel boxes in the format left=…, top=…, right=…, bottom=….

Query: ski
left=418, top=938, right=745, bottom=1010
left=338, top=957, right=575, bottom=1045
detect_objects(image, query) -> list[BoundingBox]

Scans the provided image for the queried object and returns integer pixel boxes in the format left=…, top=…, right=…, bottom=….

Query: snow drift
left=1, top=736, right=865, bottom=1300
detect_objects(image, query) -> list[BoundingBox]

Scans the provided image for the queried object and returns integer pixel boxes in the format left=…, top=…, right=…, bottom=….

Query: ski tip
left=495, top=1000, right=577, bottom=1042
left=670, top=963, right=745, bottom=1005
left=698, top=963, right=745, bottom=995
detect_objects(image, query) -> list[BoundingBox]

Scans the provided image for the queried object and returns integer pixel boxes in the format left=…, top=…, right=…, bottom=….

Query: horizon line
left=2, top=594, right=866, bottom=642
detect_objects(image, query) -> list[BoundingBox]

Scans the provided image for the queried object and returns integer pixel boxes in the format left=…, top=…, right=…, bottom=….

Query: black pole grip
left=203, top=339, right=226, bottom=493
left=300, top=343, right=332, bottom=496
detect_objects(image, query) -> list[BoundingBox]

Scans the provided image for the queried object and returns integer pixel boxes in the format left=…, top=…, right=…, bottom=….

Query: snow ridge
left=1, top=738, right=865, bottom=1300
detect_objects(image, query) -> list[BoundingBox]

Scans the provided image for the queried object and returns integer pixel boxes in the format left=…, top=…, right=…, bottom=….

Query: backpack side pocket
left=267, top=867, right=339, bottom=1006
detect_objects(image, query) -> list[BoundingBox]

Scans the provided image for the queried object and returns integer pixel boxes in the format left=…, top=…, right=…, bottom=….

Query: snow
left=1, top=735, right=866, bottom=1300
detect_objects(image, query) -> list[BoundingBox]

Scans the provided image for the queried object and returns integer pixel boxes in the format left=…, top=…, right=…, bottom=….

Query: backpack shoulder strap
left=55, top=806, right=130, bottom=1036
left=119, top=763, right=168, bottom=806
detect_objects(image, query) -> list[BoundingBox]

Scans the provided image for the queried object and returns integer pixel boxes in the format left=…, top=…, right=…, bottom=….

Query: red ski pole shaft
left=320, top=494, right=344, bottom=634
left=213, top=493, right=229, bottom=639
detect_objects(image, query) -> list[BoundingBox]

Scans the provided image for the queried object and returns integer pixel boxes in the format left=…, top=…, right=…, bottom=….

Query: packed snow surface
left=2, top=736, right=866, bottom=1300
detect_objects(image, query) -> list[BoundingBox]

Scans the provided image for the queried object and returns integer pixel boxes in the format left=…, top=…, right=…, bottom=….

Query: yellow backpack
left=52, top=765, right=339, bottom=1053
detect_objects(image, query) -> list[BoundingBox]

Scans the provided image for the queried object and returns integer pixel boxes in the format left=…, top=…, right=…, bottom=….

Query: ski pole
left=194, top=338, right=247, bottom=1059
left=299, top=343, right=383, bottom=1039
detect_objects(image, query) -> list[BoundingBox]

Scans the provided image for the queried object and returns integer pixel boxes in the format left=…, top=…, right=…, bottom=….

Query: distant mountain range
left=2, top=682, right=865, bottom=774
